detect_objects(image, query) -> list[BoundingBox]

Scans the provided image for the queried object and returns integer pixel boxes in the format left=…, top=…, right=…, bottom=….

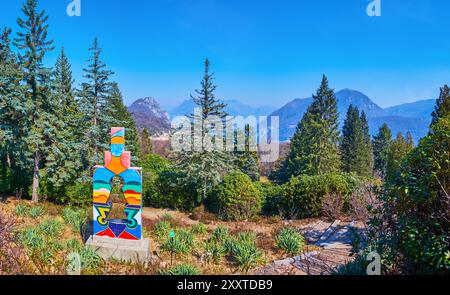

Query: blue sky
left=1, top=0, right=449, bottom=108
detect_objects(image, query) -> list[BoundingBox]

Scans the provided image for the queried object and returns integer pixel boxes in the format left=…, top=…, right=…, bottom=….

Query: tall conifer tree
left=282, top=75, right=341, bottom=179
left=431, top=85, right=450, bottom=126
left=78, top=38, right=114, bottom=166
left=176, top=58, right=233, bottom=203
left=372, top=123, right=393, bottom=178
left=13, top=0, right=54, bottom=201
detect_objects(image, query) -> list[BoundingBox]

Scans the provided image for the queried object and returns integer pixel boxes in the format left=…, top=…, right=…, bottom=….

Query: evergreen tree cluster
left=0, top=0, right=139, bottom=203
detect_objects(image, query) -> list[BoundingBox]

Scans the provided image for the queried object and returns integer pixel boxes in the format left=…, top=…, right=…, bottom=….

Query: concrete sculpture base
left=86, top=235, right=150, bottom=263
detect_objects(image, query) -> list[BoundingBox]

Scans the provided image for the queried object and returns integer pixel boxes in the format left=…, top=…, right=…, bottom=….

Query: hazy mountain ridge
left=128, top=90, right=435, bottom=143
left=167, top=99, right=276, bottom=118
left=270, top=89, right=434, bottom=143
left=128, top=97, right=171, bottom=135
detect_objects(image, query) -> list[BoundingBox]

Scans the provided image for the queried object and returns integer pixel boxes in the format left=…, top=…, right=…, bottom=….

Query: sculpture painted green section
left=92, top=127, right=143, bottom=240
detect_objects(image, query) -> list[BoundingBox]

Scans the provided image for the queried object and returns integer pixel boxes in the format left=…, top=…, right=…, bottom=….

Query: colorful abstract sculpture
left=92, top=127, right=143, bottom=240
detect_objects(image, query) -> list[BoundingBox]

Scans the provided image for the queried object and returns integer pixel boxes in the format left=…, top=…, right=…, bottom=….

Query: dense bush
left=361, top=116, right=450, bottom=274
left=141, top=154, right=199, bottom=211
left=279, top=173, right=361, bottom=219
left=254, top=182, right=283, bottom=216
left=207, top=172, right=261, bottom=221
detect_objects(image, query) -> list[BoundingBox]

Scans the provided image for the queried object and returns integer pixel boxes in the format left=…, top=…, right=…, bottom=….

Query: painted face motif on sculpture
left=92, top=127, right=143, bottom=240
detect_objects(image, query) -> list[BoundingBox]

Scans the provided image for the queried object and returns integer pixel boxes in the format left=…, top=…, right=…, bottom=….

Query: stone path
left=254, top=220, right=360, bottom=275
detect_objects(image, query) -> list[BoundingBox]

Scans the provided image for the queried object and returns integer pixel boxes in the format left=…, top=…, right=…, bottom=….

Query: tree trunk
left=31, top=150, right=40, bottom=202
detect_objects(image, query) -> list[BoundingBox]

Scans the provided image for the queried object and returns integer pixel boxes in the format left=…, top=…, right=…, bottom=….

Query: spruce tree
left=0, top=27, right=30, bottom=195
left=341, top=106, right=373, bottom=177
left=372, top=123, right=392, bottom=178
left=78, top=38, right=114, bottom=166
left=282, top=75, right=340, bottom=179
left=13, top=0, right=54, bottom=202
left=341, top=105, right=361, bottom=173
left=431, top=85, right=450, bottom=126
left=44, top=47, right=83, bottom=197
left=176, top=58, right=233, bottom=203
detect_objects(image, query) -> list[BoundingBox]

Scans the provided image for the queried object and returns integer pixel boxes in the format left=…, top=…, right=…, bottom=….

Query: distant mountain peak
left=128, top=97, right=170, bottom=135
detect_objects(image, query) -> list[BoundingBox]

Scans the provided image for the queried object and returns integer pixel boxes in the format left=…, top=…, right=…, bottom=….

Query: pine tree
left=282, top=75, right=341, bottom=179
left=139, top=128, right=153, bottom=159
left=107, top=82, right=140, bottom=163
left=13, top=0, right=54, bottom=202
left=176, top=58, right=233, bottom=203
left=372, top=123, right=392, bottom=178
left=431, top=85, right=450, bottom=126
left=78, top=38, right=114, bottom=166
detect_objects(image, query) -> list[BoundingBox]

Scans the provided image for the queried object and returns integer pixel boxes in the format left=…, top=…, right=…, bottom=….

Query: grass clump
left=211, top=225, right=229, bottom=242
left=275, top=227, right=305, bottom=255
left=153, top=221, right=171, bottom=241
left=160, top=264, right=201, bottom=275
left=203, top=239, right=226, bottom=264
left=222, top=231, right=264, bottom=272
left=14, top=204, right=29, bottom=217
left=37, top=219, right=63, bottom=238
left=62, top=207, right=86, bottom=233
left=160, top=228, right=195, bottom=255
left=29, top=206, right=45, bottom=219
left=191, top=223, right=208, bottom=235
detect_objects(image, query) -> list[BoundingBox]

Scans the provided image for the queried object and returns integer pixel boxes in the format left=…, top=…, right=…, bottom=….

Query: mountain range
left=271, top=89, right=435, bottom=142
left=167, top=99, right=276, bottom=118
left=128, top=90, right=436, bottom=142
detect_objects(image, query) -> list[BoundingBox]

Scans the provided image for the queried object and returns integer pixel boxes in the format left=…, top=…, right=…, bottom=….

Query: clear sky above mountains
left=1, top=0, right=449, bottom=108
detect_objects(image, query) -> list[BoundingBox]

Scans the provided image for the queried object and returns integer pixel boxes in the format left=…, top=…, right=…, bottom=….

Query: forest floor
left=0, top=197, right=362, bottom=275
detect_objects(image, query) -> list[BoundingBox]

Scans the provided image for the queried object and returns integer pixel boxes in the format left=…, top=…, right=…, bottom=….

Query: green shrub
left=14, top=204, right=29, bottom=217
left=29, top=206, right=45, bottom=219
left=62, top=207, right=87, bottom=233
left=255, top=182, right=283, bottom=216
left=280, top=173, right=360, bottom=218
left=160, top=264, right=201, bottom=275
left=153, top=221, right=171, bottom=241
left=141, top=154, right=198, bottom=212
left=191, top=223, right=208, bottom=235
left=275, top=227, right=305, bottom=255
left=207, top=172, right=262, bottom=221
